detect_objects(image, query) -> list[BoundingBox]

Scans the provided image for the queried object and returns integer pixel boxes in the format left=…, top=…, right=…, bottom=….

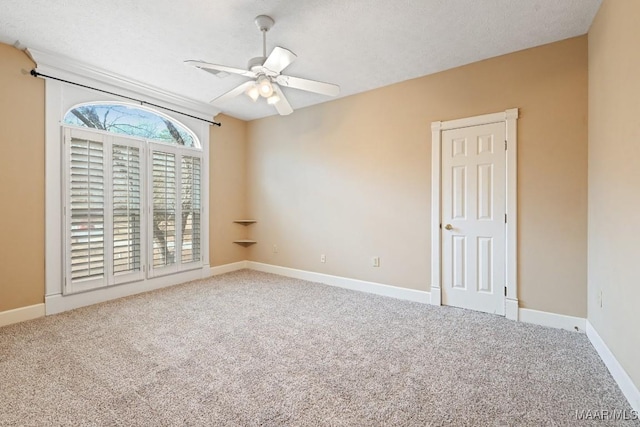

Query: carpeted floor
left=0, top=269, right=637, bottom=426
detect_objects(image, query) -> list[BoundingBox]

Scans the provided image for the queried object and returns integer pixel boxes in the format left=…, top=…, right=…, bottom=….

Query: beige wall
left=0, top=44, right=45, bottom=311
left=588, top=0, right=640, bottom=390
left=247, top=36, right=588, bottom=317
left=209, top=114, right=249, bottom=266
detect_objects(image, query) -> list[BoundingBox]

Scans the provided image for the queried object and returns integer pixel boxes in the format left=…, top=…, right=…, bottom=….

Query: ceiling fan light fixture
left=257, top=76, right=274, bottom=97
left=267, top=93, right=280, bottom=105
left=245, top=84, right=259, bottom=101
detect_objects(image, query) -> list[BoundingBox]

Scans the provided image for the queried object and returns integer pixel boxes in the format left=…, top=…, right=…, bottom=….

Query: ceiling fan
left=185, top=15, right=340, bottom=116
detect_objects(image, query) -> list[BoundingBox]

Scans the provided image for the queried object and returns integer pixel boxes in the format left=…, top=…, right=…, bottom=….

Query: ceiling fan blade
left=185, top=60, right=257, bottom=78
left=263, top=47, right=297, bottom=73
left=211, top=81, right=255, bottom=104
left=276, top=75, right=339, bottom=97
left=272, top=85, right=293, bottom=116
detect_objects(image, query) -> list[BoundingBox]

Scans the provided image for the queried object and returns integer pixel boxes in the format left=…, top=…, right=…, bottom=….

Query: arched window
left=63, top=103, right=198, bottom=148
left=62, top=103, right=203, bottom=294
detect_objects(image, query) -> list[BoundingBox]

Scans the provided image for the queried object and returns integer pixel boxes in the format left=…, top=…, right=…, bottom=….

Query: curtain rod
left=30, top=69, right=221, bottom=127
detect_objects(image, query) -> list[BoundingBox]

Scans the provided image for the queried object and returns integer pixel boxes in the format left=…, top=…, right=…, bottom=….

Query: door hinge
left=505, top=213, right=507, bottom=223
left=504, top=286, right=508, bottom=296
left=505, top=140, right=507, bottom=150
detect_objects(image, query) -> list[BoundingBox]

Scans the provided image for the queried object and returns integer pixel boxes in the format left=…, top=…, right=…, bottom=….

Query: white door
left=441, top=122, right=506, bottom=315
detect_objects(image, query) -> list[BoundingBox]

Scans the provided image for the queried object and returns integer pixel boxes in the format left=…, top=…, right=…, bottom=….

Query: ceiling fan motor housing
left=248, top=56, right=267, bottom=72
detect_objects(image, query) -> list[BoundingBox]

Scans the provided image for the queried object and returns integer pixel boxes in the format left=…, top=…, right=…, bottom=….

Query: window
left=65, top=103, right=196, bottom=147
left=63, top=103, right=203, bottom=294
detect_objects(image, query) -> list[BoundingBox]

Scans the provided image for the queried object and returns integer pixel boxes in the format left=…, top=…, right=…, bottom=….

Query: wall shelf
left=233, top=240, right=257, bottom=246
left=233, top=220, right=257, bottom=225
left=233, top=220, right=257, bottom=246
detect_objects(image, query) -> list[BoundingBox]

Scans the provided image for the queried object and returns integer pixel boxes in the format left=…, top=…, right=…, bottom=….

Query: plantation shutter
left=112, top=143, right=143, bottom=283
left=151, top=150, right=178, bottom=273
left=68, top=135, right=105, bottom=287
left=181, top=156, right=201, bottom=264
left=64, top=124, right=204, bottom=293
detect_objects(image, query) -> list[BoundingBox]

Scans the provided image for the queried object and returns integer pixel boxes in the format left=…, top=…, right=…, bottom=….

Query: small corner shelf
left=233, top=219, right=257, bottom=246
left=233, top=240, right=257, bottom=246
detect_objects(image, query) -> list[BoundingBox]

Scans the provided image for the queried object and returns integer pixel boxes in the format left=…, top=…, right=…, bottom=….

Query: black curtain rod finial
left=30, top=69, right=222, bottom=127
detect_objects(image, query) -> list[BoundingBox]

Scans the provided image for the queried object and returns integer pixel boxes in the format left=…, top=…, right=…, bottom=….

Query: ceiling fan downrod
left=254, top=15, right=274, bottom=58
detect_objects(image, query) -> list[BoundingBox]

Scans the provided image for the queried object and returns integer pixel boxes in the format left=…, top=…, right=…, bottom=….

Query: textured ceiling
left=0, top=0, right=601, bottom=121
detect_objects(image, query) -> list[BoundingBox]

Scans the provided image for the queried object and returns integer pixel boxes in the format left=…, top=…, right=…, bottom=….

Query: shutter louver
left=152, top=151, right=177, bottom=268
left=181, top=156, right=201, bottom=264
left=112, top=145, right=141, bottom=275
left=69, top=138, right=105, bottom=281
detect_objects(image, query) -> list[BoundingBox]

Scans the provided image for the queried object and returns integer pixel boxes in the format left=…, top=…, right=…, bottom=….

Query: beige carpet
left=0, top=270, right=637, bottom=426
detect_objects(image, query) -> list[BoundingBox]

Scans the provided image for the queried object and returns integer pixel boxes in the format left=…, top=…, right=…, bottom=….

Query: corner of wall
left=209, top=114, right=251, bottom=267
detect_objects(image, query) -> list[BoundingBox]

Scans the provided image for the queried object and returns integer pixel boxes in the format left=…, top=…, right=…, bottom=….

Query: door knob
left=444, top=224, right=453, bottom=230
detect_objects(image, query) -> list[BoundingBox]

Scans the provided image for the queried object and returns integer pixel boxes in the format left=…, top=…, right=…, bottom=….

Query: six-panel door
left=441, top=122, right=507, bottom=315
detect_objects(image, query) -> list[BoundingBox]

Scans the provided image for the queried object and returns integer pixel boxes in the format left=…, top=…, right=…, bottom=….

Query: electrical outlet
left=273, top=244, right=278, bottom=253
left=320, top=254, right=326, bottom=263
left=372, top=256, right=380, bottom=267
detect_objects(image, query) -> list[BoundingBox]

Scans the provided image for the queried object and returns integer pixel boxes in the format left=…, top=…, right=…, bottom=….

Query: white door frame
left=430, top=108, right=519, bottom=320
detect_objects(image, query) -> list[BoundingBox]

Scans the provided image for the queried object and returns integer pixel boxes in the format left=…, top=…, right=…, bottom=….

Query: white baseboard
left=519, top=308, right=586, bottom=332
left=587, top=321, right=640, bottom=412
left=246, top=262, right=431, bottom=304
left=0, top=304, right=45, bottom=327
left=210, top=261, right=248, bottom=276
